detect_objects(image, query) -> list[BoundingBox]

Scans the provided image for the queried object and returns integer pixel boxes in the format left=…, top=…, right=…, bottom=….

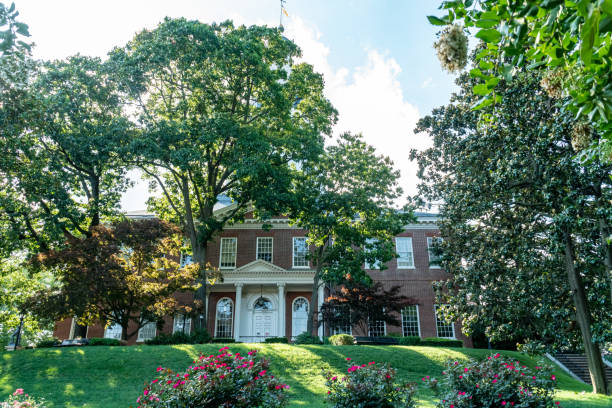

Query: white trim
left=427, top=237, right=443, bottom=268
left=434, top=305, right=456, bottom=339
left=292, top=237, right=309, bottom=268
left=291, top=297, right=309, bottom=338
left=256, top=237, right=273, bottom=263
left=219, top=237, right=237, bottom=269
left=172, top=314, right=192, bottom=335
left=401, top=304, right=421, bottom=337
left=136, top=321, right=157, bottom=342
left=104, top=322, right=123, bottom=339
left=214, top=297, right=234, bottom=338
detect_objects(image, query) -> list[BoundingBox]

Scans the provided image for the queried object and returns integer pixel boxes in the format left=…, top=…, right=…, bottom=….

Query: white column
left=318, top=284, right=325, bottom=338
left=234, top=283, right=243, bottom=341
left=277, top=283, right=286, bottom=338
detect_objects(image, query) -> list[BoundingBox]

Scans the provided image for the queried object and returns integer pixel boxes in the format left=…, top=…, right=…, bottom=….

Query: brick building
left=53, top=207, right=472, bottom=347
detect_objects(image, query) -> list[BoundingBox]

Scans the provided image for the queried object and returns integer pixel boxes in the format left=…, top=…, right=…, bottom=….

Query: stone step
left=554, top=354, right=612, bottom=385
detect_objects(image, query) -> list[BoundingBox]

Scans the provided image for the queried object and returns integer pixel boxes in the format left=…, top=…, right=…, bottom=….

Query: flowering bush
left=1, top=388, right=46, bottom=408
left=323, top=358, right=416, bottom=408
left=136, top=347, right=289, bottom=408
left=424, top=353, right=561, bottom=408
left=328, top=334, right=355, bottom=346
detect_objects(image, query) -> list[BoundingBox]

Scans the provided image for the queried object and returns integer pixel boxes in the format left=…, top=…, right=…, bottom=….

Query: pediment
left=231, top=259, right=288, bottom=274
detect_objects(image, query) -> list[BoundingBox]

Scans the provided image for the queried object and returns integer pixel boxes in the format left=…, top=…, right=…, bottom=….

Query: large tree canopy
left=108, top=18, right=337, bottom=328
left=428, top=1, right=612, bottom=163
left=412, top=68, right=612, bottom=393
left=289, top=132, right=412, bottom=334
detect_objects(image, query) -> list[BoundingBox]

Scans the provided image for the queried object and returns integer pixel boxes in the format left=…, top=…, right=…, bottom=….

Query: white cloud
left=421, top=77, right=434, bottom=88
left=285, top=17, right=427, bottom=203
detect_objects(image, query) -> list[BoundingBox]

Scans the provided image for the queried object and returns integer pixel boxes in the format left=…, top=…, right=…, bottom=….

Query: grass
left=1, top=344, right=611, bottom=407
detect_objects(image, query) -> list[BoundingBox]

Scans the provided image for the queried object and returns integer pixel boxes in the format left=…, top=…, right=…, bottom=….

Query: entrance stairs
left=553, top=354, right=612, bottom=385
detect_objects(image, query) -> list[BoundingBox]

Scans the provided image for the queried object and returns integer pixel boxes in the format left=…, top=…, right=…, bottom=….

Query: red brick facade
left=53, top=213, right=472, bottom=347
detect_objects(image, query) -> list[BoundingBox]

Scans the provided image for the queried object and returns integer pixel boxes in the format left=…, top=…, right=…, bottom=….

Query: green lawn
left=1, top=344, right=610, bottom=407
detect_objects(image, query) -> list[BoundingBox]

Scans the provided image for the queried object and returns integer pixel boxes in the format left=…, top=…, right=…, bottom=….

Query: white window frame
left=401, top=305, right=421, bottom=337
left=395, top=237, right=415, bottom=269
left=137, top=321, right=157, bottom=342
left=104, top=322, right=122, bottom=340
left=427, top=237, right=443, bottom=269
left=292, top=237, right=309, bottom=268
left=434, top=305, right=456, bottom=339
left=173, top=313, right=192, bottom=335
left=256, top=237, right=273, bottom=263
left=180, top=253, right=193, bottom=268
left=215, top=297, right=234, bottom=338
left=364, top=238, right=381, bottom=270
left=219, top=238, right=237, bottom=269
left=368, top=317, right=386, bottom=337
left=332, top=305, right=352, bottom=335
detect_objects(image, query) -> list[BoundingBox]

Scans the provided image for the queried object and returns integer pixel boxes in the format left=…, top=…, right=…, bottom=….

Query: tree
left=320, top=281, right=414, bottom=336
left=411, top=69, right=611, bottom=393
left=0, top=258, right=56, bottom=347
left=288, top=132, right=412, bottom=335
left=428, top=1, right=612, bottom=162
left=0, top=54, right=132, bottom=257
left=29, top=219, right=200, bottom=341
left=108, top=18, right=337, bottom=329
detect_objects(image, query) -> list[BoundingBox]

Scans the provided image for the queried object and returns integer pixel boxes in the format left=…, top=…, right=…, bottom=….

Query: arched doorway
left=292, top=297, right=309, bottom=337
left=252, top=297, right=275, bottom=340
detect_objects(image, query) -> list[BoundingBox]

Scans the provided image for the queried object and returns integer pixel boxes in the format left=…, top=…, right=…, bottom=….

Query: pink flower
left=156, top=366, right=163, bottom=372
left=551, top=375, right=556, bottom=380
left=346, top=358, right=351, bottom=361
left=13, top=389, right=24, bottom=396
left=492, top=379, right=497, bottom=383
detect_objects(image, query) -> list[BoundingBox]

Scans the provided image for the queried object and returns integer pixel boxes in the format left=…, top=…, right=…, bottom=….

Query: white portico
left=208, top=259, right=324, bottom=342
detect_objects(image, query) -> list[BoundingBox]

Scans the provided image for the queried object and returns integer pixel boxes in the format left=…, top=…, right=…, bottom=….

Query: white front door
left=253, top=311, right=276, bottom=340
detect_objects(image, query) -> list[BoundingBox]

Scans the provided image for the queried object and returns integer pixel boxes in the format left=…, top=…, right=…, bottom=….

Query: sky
left=13, top=0, right=458, bottom=211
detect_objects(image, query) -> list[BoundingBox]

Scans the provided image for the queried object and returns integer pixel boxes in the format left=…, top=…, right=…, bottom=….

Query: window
left=137, top=321, right=156, bottom=342
left=427, top=237, right=443, bottom=268
left=401, top=305, right=420, bottom=337
left=256, top=237, right=273, bottom=262
left=368, top=316, right=386, bottom=337
left=215, top=298, right=233, bottom=338
left=364, top=238, right=381, bottom=270
left=104, top=323, right=122, bottom=340
left=220, top=238, right=237, bottom=269
left=253, top=297, right=273, bottom=310
left=292, top=237, right=309, bottom=268
left=435, top=305, right=455, bottom=338
left=332, top=305, right=352, bottom=335
left=180, top=253, right=193, bottom=268
left=395, top=237, right=414, bottom=268
left=173, top=314, right=191, bottom=335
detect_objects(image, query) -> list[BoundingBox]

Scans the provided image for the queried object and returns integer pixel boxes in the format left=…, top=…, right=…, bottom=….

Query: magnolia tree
left=108, top=19, right=337, bottom=329
left=29, top=219, right=200, bottom=341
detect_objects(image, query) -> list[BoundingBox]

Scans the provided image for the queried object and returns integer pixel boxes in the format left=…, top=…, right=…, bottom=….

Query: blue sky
left=14, top=0, right=458, bottom=209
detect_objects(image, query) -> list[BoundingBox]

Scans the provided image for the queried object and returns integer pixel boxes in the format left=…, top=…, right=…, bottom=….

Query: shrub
left=399, top=336, right=421, bottom=346
left=420, top=337, right=463, bottom=347
left=424, top=353, right=562, bottom=408
left=36, top=338, right=60, bottom=348
left=136, top=347, right=289, bottom=407
left=328, top=334, right=355, bottom=346
left=145, top=329, right=212, bottom=345
left=323, top=358, right=416, bottom=408
left=293, top=332, right=322, bottom=344
left=383, top=332, right=402, bottom=338
left=1, top=388, right=46, bottom=407
left=264, top=337, right=289, bottom=344
left=88, top=337, right=121, bottom=346
left=517, top=340, right=547, bottom=356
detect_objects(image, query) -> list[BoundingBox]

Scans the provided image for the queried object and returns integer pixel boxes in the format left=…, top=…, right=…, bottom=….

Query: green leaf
left=603, top=0, right=612, bottom=16
left=580, top=8, right=600, bottom=66
left=427, top=15, right=447, bottom=26
left=475, top=28, right=502, bottom=43
left=471, top=95, right=494, bottom=110
left=473, top=83, right=492, bottom=95
left=476, top=19, right=500, bottom=29
left=501, top=64, right=513, bottom=82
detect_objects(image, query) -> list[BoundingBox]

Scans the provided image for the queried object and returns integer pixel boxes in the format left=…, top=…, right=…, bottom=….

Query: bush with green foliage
left=145, top=329, right=211, bottom=345
left=420, top=337, right=462, bottom=348
left=136, top=347, right=289, bottom=407
left=35, top=338, right=60, bottom=348
left=264, top=337, right=289, bottom=344
left=328, top=334, right=355, bottom=346
left=210, top=338, right=235, bottom=344
left=323, top=358, right=416, bottom=408
left=1, top=388, right=46, bottom=408
left=293, top=332, right=322, bottom=345
left=88, top=337, right=121, bottom=347
left=399, top=336, right=421, bottom=346
left=384, top=332, right=402, bottom=338
left=424, top=353, right=561, bottom=408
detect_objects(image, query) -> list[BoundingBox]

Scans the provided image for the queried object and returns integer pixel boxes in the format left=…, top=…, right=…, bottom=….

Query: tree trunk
left=598, top=218, right=612, bottom=307
left=563, top=231, right=608, bottom=394
left=192, top=242, right=208, bottom=331
left=307, top=266, right=321, bottom=336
